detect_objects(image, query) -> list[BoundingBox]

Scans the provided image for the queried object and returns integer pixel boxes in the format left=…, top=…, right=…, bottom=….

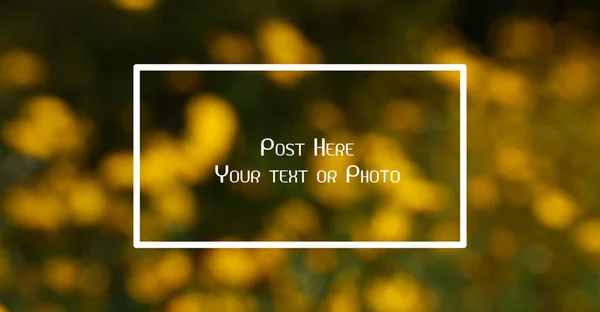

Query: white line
left=134, top=64, right=467, bottom=72
left=459, top=65, right=468, bottom=248
left=134, top=241, right=467, bottom=249
left=133, top=66, right=141, bottom=247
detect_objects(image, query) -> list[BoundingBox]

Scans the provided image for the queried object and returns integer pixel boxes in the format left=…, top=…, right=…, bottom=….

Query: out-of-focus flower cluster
left=1, top=7, right=600, bottom=312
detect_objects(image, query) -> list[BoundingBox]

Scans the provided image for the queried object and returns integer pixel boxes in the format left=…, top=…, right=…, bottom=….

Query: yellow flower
left=140, top=133, right=189, bottom=193
left=572, top=219, right=600, bottom=254
left=252, top=248, right=288, bottom=278
left=486, top=67, right=531, bottom=109
left=257, top=18, right=321, bottom=64
left=3, top=187, right=69, bottom=232
left=430, top=47, right=484, bottom=91
left=0, top=49, right=46, bottom=87
left=155, top=251, right=194, bottom=290
left=168, top=292, right=204, bottom=312
left=257, top=18, right=322, bottom=86
left=183, top=94, right=238, bottom=182
left=0, top=303, right=8, bottom=312
left=66, top=178, right=108, bottom=226
left=367, top=207, right=412, bottom=241
left=203, top=249, right=261, bottom=288
left=42, top=258, right=79, bottom=294
left=150, top=185, right=197, bottom=230
left=2, top=96, right=86, bottom=158
left=468, top=175, right=500, bottom=210
left=204, top=292, right=257, bottom=312
left=99, top=152, right=134, bottom=189
left=494, top=18, right=553, bottom=58
left=429, top=220, right=460, bottom=242
left=495, top=145, right=534, bottom=181
left=392, top=179, right=447, bottom=213
left=532, top=188, right=578, bottom=230
left=113, top=0, right=157, bottom=12
left=548, top=55, right=597, bottom=101
left=360, top=133, right=420, bottom=182
left=209, top=33, right=254, bottom=63
left=365, top=273, right=433, bottom=312
left=307, top=153, right=362, bottom=208
left=323, top=286, right=359, bottom=312
left=126, top=259, right=169, bottom=303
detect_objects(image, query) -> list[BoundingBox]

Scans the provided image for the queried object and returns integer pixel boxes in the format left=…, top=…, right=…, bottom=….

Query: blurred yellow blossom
left=0, top=304, right=7, bottom=312
left=2, top=96, right=87, bottom=158
left=127, top=260, right=169, bottom=303
left=66, top=178, right=108, bottom=226
left=572, top=219, right=600, bottom=254
left=257, top=18, right=322, bottom=86
left=99, top=152, right=134, bottom=189
left=365, top=273, right=434, bottom=312
left=360, top=133, right=447, bottom=212
left=0, top=49, right=46, bottom=88
left=141, top=133, right=190, bottom=193
left=127, top=253, right=191, bottom=304
left=308, top=153, right=363, bottom=208
left=203, top=249, right=261, bottom=288
left=150, top=184, right=197, bottom=230
left=430, top=46, right=485, bottom=91
left=494, top=17, right=554, bottom=58
left=209, top=32, right=254, bottom=63
left=367, top=206, right=413, bottom=241
left=155, top=251, right=194, bottom=290
left=486, top=67, right=532, bottom=109
left=547, top=55, right=597, bottom=101
left=495, top=145, right=535, bottom=181
left=468, top=175, right=500, bottom=210
left=168, top=292, right=204, bottom=312
left=532, top=188, right=579, bottom=230
left=323, top=285, right=359, bottom=312
left=392, top=179, right=448, bottom=213
left=430, top=219, right=460, bottom=242
left=3, top=187, right=69, bottom=232
left=253, top=248, right=288, bottom=278
left=202, top=292, right=257, bottom=312
left=113, top=0, right=157, bottom=12
left=42, top=258, right=79, bottom=294
left=183, top=94, right=238, bottom=182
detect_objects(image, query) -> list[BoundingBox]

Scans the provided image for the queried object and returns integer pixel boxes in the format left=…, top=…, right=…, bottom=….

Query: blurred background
left=1, top=0, right=600, bottom=311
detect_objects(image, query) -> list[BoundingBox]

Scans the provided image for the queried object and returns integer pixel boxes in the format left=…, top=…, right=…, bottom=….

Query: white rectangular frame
left=133, top=64, right=467, bottom=249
